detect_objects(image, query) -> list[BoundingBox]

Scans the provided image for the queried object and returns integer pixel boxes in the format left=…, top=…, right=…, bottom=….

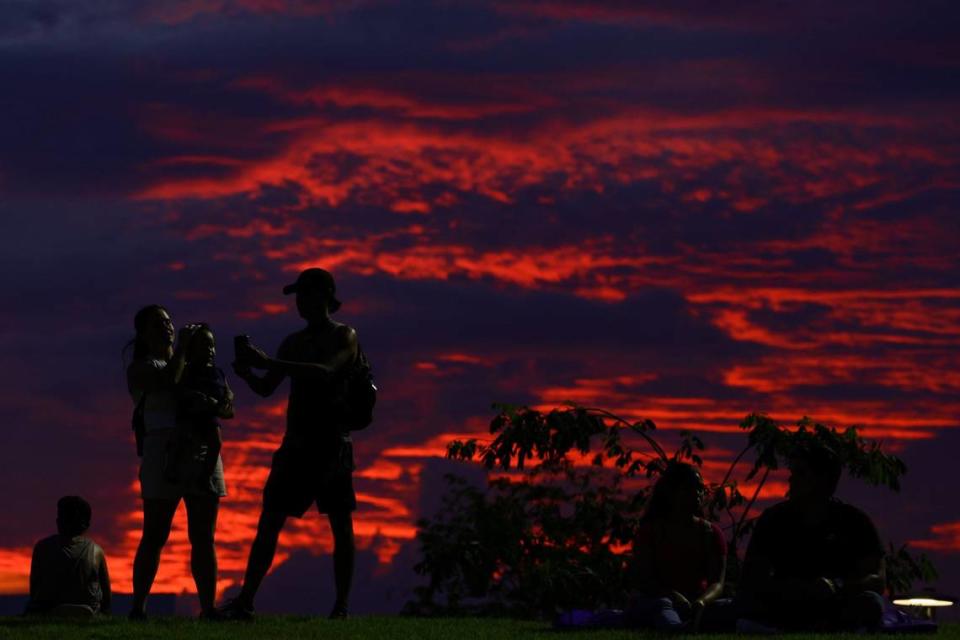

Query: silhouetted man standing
left=738, top=443, right=885, bottom=631
left=224, top=268, right=359, bottom=619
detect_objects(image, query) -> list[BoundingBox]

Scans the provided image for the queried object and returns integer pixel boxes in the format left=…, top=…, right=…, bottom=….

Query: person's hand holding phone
left=243, top=343, right=271, bottom=369
left=233, top=334, right=270, bottom=371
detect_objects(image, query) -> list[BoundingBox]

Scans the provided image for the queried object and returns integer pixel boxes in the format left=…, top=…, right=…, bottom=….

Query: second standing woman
left=124, top=305, right=232, bottom=619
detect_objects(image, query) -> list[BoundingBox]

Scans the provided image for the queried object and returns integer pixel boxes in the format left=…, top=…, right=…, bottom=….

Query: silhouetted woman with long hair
left=628, top=462, right=726, bottom=631
left=124, top=305, right=229, bottom=619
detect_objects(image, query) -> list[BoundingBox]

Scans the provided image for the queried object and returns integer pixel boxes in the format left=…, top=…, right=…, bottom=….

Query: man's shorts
left=262, top=436, right=357, bottom=518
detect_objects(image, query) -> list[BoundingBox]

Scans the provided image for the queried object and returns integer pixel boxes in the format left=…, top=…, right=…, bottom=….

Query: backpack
left=342, top=344, right=377, bottom=430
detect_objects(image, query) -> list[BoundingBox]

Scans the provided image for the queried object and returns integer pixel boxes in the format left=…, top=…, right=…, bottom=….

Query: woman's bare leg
left=185, top=494, right=220, bottom=614
left=131, top=498, right=179, bottom=616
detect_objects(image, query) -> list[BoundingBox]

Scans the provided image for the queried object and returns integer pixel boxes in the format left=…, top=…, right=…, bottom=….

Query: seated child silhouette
left=26, top=496, right=111, bottom=616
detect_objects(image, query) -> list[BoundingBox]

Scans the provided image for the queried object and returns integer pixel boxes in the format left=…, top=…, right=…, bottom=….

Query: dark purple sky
left=1, top=0, right=958, bottom=613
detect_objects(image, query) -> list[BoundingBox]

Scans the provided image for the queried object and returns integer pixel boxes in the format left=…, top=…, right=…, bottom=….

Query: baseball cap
left=282, top=268, right=342, bottom=313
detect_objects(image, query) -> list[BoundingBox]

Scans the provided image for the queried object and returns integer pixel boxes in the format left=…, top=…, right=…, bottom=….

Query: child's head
left=57, top=496, right=92, bottom=537
left=187, top=323, right=216, bottom=367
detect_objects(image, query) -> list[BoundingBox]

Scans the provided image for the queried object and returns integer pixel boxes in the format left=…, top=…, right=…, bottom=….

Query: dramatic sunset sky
left=1, top=0, right=958, bottom=614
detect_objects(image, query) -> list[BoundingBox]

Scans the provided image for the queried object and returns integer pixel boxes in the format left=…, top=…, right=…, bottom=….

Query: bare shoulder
left=334, top=324, right=358, bottom=361
left=334, top=323, right=357, bottom=343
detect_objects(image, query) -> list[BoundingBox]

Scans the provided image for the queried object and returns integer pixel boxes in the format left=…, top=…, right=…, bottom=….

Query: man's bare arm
left=234, top=365, right=286, bottom=398
left=249, top=327, right=358, bottom=380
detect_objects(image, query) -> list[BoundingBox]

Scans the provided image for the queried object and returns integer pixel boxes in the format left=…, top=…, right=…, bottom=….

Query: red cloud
left=911, top=522, right=960, bottom=553
left=532, top=377, right=952, bottom=440
left=135, top=71, right=951, bottom=214
left=723, top=353, right=960, bottom=395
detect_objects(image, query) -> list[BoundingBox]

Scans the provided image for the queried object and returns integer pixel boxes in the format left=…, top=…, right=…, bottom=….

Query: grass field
left=0, top=617, right=955, bottom=640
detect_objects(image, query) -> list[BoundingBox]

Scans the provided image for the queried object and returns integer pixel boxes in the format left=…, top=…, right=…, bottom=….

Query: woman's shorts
left=139, top=429, right=227, bottom=500
left=262, top=436, right=356, bottom=518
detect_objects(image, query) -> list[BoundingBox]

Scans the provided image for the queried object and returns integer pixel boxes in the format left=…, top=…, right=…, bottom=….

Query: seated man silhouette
left=737, top=442, right=885, bottom=631
left=26, top=496, right=111, bottom=616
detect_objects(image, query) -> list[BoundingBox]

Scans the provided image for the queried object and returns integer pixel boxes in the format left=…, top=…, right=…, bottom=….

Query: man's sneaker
left=328, top=604, right=348, bottom=619
left=218, top=597, right=255, bottom=621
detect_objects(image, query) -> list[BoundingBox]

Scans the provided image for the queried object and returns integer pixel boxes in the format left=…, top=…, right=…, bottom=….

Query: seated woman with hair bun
left=626, top=462, right=727, bottom=632
left=554, top=462, right=727, bottom=632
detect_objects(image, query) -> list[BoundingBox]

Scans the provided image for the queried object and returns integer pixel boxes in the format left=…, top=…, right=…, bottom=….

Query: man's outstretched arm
left=247, top=328, right=357, bottom=380
left=234, top=365, right=286, bottom=397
